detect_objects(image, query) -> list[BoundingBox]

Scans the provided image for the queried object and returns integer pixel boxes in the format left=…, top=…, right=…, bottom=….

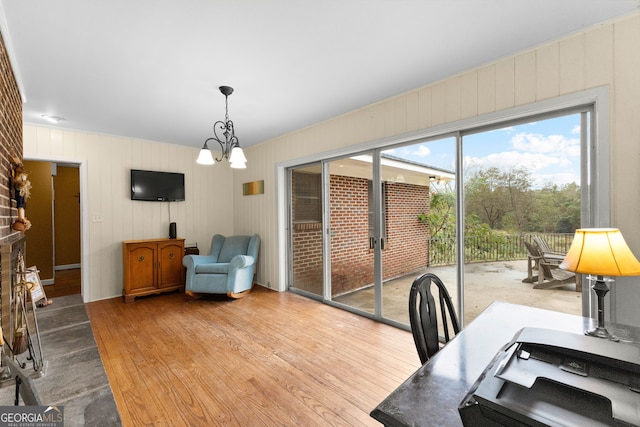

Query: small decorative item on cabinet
left=184, top=244, right=199, bottom=256
left=122, top=238, right=185, bottom=303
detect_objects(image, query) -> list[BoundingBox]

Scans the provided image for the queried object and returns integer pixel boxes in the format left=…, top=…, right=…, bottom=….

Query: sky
left=384, top=113, right=583, bottom=189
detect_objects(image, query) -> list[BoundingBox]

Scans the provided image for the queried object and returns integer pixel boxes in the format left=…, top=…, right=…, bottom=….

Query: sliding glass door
left=287, top=101, right=599, bottom=329
left=289, top=139, right=459, bottom=325
left=378, top=138, right=457, bottom=325
left=327, top=154, right=378, bottom=315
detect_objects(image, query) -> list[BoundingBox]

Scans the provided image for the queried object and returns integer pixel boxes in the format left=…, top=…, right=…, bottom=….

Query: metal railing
left=429, top=233, right=573, bottom=266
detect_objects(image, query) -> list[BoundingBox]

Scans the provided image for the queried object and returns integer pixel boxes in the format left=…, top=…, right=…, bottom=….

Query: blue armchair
left=183, top=234, right=260, bottom=298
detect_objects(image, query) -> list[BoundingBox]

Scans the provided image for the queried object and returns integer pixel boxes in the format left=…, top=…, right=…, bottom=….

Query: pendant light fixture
left=197, top=86, right=247, bottom=168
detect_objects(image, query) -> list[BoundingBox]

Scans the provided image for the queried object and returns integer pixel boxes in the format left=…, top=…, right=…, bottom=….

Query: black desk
left=370, top=301, right=640, bottom=426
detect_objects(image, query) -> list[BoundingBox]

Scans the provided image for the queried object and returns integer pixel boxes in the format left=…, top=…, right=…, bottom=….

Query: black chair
left=408, top=273, right=460, bottom=364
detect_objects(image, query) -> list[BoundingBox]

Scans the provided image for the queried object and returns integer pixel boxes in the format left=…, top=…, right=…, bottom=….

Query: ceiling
left=1, top=1, right=639, bottom=151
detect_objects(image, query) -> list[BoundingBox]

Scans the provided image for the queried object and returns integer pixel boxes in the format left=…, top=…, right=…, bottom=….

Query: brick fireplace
left=0, top=28, right=26, bottom=346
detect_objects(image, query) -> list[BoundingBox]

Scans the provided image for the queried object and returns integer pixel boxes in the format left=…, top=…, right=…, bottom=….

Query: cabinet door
left=125, top=243, right=157, bottom=293
left=157, top=241, right=184, bottom=289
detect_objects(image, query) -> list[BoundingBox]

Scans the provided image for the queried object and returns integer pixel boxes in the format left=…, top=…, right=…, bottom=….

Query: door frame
left=24, top=155, right=89, bottom=302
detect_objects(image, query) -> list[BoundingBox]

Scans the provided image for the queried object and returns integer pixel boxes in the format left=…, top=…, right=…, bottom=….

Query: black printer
left=459, top=327, right=640, bottom=426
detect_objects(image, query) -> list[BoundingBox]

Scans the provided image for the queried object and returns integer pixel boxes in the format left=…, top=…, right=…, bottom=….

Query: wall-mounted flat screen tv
left=130, top=169, right=185, bottom=202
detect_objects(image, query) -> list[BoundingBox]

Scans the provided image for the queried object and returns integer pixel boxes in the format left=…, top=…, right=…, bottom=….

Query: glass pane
left=290, top=164, right=323, bottom=296
left=380, top=138, right=457, bottom=326
left=462, top=114, right=584, bottom=324
left=329, top=155, right=375, bottom=314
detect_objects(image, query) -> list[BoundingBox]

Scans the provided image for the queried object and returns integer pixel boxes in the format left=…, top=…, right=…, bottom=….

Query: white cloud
left=404, top=144, right=431, bottom=157
left=510, top=132, right=579, bottom=156
left=464, top=150, right=572, bottom=171
left=464, top=144, right=579, bottom=189
left=533, top=172, right=580, bottom=188
left=388, top=144, right=431, bottom=158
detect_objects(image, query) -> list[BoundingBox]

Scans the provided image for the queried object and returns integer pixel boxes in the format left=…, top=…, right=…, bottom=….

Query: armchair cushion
left=195, top=263, right=229, bottom=274
left=183, top=234, right=260, bottom=297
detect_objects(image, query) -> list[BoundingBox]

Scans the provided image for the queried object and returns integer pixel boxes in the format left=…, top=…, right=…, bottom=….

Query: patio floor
left=333, top=259, right=584, bottom=326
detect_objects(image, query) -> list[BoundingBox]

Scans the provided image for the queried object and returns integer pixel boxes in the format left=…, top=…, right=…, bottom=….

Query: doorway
left=23, top=160, right=81, bottom=298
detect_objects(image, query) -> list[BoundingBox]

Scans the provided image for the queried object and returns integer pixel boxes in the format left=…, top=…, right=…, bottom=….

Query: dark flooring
left=0, top=292, right=121, bottom=426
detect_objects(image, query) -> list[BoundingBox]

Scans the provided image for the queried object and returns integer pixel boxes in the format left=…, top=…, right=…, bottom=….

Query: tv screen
left=130, top=169, right=185, bottom=202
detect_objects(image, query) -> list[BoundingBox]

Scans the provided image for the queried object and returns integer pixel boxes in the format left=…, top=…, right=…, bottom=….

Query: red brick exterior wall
left=292, top=173, right=430, bottom=296
left=0, top=32, right=23, bottom=241
left=292, top=222, right=323, bottom=293
left=330, top=175, right=372, bottom=295
left=382, top=182, right=430, bottom=279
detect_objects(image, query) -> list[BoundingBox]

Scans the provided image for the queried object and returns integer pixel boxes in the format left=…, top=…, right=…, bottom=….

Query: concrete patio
left=334, top=259, right=584, bottom=326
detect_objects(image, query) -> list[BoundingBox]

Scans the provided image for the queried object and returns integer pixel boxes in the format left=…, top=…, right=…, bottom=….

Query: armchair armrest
left=183, top=254, right=216, bottom=270
left=229, top=255, right=256, bottom=270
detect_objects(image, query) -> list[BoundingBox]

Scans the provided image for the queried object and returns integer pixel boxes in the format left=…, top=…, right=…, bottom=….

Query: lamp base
left=584, top=275, right=619, bottom=342
left=585, top=326, right=619, bottom=342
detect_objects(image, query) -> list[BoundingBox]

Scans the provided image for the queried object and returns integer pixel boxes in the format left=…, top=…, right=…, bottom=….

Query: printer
left=459, top=327, right=640, bottom=426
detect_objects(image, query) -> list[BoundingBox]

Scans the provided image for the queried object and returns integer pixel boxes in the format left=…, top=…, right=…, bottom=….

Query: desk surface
left=370, top=301, right=640, bottom=427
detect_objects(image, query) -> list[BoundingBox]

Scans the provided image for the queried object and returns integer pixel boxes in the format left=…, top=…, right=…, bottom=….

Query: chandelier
left=197, top=86, right=247, bottom=168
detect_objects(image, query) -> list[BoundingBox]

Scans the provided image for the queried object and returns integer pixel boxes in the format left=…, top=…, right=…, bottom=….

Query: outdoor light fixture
left=197, top=86, right=247, bottom=168
left=429, top=176, right=444, bottom=185
left=560, top=228, right=640, bottom=341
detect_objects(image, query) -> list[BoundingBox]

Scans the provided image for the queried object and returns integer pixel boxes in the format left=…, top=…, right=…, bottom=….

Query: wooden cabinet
left=122, top=238, right=185, bottom=303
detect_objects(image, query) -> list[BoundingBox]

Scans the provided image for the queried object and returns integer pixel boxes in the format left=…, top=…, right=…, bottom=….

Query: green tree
left=464, top=166, right=533, bottom=231
left=529, top=182, right=580, bottom=233
left=419, top=184, right=501, bottom=264
left=419, top=189, right=455, bottom=239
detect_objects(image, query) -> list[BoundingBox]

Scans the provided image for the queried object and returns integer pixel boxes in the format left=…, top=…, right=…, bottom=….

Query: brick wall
left=0, top=31, right=23, bottom=241
left=292, top=173, right=430, bottom=297
left=329, top=175, right=372, bottom=295
left=292, top=222, right=323, bottom=294
left=381, top=182, right=430, bottom=278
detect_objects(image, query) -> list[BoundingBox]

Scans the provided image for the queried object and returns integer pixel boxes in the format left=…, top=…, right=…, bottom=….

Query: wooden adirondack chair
left=532, top=236, right=566, bottom=262
left=522, top=240, right=581, bottom=291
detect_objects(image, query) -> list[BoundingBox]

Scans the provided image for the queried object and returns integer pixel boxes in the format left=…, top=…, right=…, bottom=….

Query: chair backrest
left=408, top=273, right=460, bottom=364
left=210, top=234, right=260, bottom=263
left=3, top=356, right=42, bottom=406
left=523, top=240, right=542, bottom=258
left=524, top=240, right=554, bottom=279
left=532, top=236, right=562, bottom=256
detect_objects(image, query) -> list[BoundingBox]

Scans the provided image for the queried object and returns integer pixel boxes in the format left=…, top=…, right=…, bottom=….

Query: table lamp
left=560, top=228, right=640, bottom=341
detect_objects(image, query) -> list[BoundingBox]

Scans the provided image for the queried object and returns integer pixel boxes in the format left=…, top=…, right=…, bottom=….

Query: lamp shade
left=560, top=228, right=640, bottom=276
left=229, top=146, right=247, bottom=163
left=196, top=147, right=215, bottom=165
left=229, top=147, right=247, bottom=169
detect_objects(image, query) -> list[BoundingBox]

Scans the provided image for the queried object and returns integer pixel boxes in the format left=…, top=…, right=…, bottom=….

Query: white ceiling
left=1, top=0, right=638, bottom=150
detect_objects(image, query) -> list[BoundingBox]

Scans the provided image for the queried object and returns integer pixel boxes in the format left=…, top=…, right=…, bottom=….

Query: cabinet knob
left=138, top=256, right=145, bottom=262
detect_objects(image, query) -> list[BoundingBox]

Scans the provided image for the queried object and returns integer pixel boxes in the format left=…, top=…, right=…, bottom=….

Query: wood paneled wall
left=23, top=128, right=235, bottom=301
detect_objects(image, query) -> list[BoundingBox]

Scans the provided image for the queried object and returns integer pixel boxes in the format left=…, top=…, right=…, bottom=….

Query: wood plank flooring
left=43, top=268, right=82, bottom=298
left=85, top=287, right=420, bottom=426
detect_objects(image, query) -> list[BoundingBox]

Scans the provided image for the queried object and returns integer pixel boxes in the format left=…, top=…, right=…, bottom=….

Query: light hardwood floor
left=85, top=286, right=420, bottom=426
